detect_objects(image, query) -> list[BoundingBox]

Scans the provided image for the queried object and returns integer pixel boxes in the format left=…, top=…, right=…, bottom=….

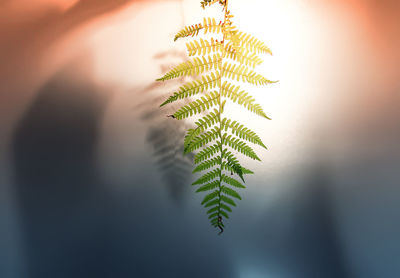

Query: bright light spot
left=239, top=266, right=276, bottom=278
left=90, top=0, right=334, bottom=176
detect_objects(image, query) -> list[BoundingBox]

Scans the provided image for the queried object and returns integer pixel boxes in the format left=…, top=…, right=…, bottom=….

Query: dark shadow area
left=250, top=163, right=351, bottom=278
left=11, top=55, right=234, bottom=278
left=12, top=62, right=115, bottom=278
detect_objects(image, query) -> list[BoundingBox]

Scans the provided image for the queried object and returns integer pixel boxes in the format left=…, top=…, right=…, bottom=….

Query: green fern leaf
left=208, top=212, right=219, bottom=219
left=173, top=91, right=219, bottom=120
left=157, top=54, right=221, bottom=81
left=220, top=81, right=271, bottom=119
left=207, top=206, right=219, bottom=214
left=221, top=118, right=267, bottom=148
left=224, top=45, right=263, bottom=68
left=235, top=31, right=273, bottom=55
left=192, top=168, right=220, bottom=185
left=187, top=38, right=224, bottom=56
left=221, top=174, right=245, bottom=188
left=204, top=199, right=219, bottom=208
left=222, top=134, right=261, bottom=161
left=219, top=210, right=229, bottom=219
left=184, top=127, right=220, bottom=153
left=156, top=0, right=277, bottom=233
left=221, top=195, right=237, bottom=207
left=194, top=143, right=220, bottom=164
left=201, top=190, right=219, bottom=205
left=220, top=203, right=232, bottom=212
left=196, top=180, right=220, bottom=192
left=183, top=110, right=220, bottom=149
left=222, top=62, right=276, bottom=85
left=193, top=156, right=221, bottom=173
left=160, top=72, right=220, bottom=106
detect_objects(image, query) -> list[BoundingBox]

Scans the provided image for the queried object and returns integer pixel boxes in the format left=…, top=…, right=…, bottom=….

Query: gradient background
left=1, top=0, right=399, bottom=277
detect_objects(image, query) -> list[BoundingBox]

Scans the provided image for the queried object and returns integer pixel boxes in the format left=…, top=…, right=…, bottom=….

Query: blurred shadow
left=12, top=59, right=116, bottom=277
left=250, top=162, right=350, bottom=278
left=135, top=49, right=195, bottom=205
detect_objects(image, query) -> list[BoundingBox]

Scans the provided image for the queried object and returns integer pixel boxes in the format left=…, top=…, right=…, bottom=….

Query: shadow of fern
left=135, top=50, right=195, bottom=205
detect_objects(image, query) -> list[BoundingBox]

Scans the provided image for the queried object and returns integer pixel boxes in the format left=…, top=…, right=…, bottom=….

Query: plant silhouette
left=157, top=0, right=277, bottom=234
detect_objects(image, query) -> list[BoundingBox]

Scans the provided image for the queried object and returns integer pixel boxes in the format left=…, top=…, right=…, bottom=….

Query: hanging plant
left=157, top=0, right=277, bottom=234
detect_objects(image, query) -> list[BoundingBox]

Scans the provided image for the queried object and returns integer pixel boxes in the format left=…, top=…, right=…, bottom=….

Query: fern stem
left=216, top=0, right=229, bottom=234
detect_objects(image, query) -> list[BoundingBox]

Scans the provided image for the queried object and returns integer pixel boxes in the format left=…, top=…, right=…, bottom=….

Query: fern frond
left=222, top=150, right=254, bottom=174
left=192, top=168, right=220, bottom=185
left=173, top=91, right=219, bottom=120
left=220, top=203, right=232, bottom=212
left=201, top=190, right=219, bottom=205
left=235, top=31, right=272, bottom=55
left=184, top=127, right=220, bottom=153
left=196, top=180, right=220, bottom=192
left=207, top=206, right=219, bottom=214
left=157, top=54, right=222, bottom=81
left=221, top=162, right=253, bottom=180
left=222, top=134, right=261, bottom=161
left=220, top=81, right=271, bottom=119
left=160, top=72, right=220, bottom=106
left=221, top=118, right=267, bottom=148
left=208, top=212, right=219, bottom=219
left=222, top=62, right=276, bottom=86
left=186, top=38, right=224, bottom=56
left=183, top=110, right=220, bottom=148
left=204, top=199, right=219, bottom=208
left=194, top=143, right=220, bottom=164
left=156, top=0, right=277, bottom=233
left=193, top=156, right=221, bottom=173
left=219, top=210, right=229, bottom=219
left=220, top=149, right=245, bottom=181
left=221, top=174, right=245, bottom=188
left=221, top=195, right=237, bottom=207
left=224, top=45, right=263, bottom=68
left=221, top=186, right=242, bottom=200
left=174, top=18, right=223, bottom=41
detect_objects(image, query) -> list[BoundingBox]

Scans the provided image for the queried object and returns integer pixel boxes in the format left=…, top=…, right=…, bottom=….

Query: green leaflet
left=193, top=157, right=221, bottom=173
left=157, top=54, right=222, bottom=81
left=196, top=180, right=220, bottom=192
left=186, top=38, right=224, bottom=57
left=220, top=203, right=232, bottom=213
left=220, top=81, right=271, bottom=119
left=184, top=127, right=220, bottom=153
left=173, top=91, right=219, bottom=120
left=224, top=44, right=263, bottom=68
left=156, top=0, right=277, bottom=234
left=221, top=118, right=267, bottom=148
left=160, top=72, right=220, bottom=107
left=221, top=186, right=242, bottom=200
left=222, top=61, right=277, bottom=86
left=201, top=190, right=219, bottom=205
left=221, top=174, right=245, bottom=189
left=194, top=143, right=221, bottom=164
left=222, top=134, right=261, bottom=161
left=184, top=110, right=220, bottom=149
left=192, top=169, right=220, bottom=185
left=235, top=31, right=273, bottom=55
